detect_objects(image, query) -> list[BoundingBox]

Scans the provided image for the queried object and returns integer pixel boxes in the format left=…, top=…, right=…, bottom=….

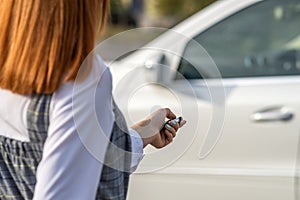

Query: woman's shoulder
left=54, top=55, right=112, bottom=104
left=49, top=54, right=114, bottom=145
left=50, top=55, right=114, bottom=128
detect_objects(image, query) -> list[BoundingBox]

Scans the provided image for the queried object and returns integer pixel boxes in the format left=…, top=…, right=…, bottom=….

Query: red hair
left=0, top=0, right=109, bottom=94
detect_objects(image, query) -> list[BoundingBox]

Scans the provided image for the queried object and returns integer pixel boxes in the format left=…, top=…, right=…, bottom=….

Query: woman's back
left=0, top=56, right=133, bottom=200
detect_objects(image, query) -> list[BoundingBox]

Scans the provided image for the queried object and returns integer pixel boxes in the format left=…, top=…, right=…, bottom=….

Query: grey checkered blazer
left=0, top=94, right=132, bottom=200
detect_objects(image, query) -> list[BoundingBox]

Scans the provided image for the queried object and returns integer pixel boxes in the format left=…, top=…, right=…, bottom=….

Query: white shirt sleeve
left=129, top=128, right=144, bottom=173
left=34, top=58, right=114, bottom=199
left=33, top=57, right=144, bottom=199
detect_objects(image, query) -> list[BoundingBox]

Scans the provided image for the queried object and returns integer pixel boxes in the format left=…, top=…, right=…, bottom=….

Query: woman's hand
left=131, top=108, right=186, bottom=148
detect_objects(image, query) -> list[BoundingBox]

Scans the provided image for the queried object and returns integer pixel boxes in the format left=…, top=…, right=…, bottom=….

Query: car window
left=177, top=0, right=300, bottom=79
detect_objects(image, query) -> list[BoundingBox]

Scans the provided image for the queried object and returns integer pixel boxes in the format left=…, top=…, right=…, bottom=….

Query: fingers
left=160, top=108, right=187, bottom=144
left=164, top=129, right=173, bottom=143
left=164, top=118, right=187, bottom=137
left=166, top=118, right=181, bottom=130
left=160, top=118, right=187, bottom=147
left=165, top=122, right=177, bottom=137
left=164, top=108, right=176, bottom=120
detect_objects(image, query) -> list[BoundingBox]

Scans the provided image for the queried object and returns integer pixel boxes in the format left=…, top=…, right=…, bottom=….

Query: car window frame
left=171, top=0, right=300, bottom=82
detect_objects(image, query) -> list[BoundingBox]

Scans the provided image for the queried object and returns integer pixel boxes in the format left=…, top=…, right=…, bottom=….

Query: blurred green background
left=100, top=0, right=217, bottom=60
left=105, top=0, right=217, bottom=36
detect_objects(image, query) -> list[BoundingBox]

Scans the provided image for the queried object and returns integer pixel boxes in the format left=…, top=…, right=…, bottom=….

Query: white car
left=107, top=0, right=300, bottom=199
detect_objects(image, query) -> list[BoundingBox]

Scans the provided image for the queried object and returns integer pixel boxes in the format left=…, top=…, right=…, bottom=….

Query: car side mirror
left=144, top=53, right=171, bottom=84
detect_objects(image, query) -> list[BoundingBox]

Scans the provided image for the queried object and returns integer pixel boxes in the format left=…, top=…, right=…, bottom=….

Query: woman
left=0, top=1, right=185, bottom=199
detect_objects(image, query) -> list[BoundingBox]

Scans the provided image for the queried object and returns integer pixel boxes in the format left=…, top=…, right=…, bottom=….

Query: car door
left=126, top=0, right=300, bottom=200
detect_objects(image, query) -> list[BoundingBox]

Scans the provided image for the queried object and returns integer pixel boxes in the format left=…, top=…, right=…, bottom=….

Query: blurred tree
left=145, top=0, right=217, bottom=17
left=109, top=0, right=217, bottom=27
left=110, top=0, right=125, bottom=24
left=110, top=0, right=144, bottom=26
left=152, top=0, right=184, bottom=16
left=143, top=0, right=217, bottom=26
left=142, top=0, right=184, bottom=27
left=183, top=0, right=217, bottom=17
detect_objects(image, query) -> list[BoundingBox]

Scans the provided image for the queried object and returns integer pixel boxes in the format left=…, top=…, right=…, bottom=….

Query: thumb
left=164, top=108, right=176, bottom=120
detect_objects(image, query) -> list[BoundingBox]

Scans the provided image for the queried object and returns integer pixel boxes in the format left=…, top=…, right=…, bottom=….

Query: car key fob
left=163, top=116, right=183, bottom=128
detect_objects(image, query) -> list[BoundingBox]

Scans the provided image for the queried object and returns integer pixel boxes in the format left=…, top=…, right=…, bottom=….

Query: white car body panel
left=108, top=0, right=300, bottom=199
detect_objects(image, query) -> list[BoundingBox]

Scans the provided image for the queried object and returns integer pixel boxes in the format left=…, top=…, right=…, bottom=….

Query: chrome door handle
left=250, top=107, right=294, bottom=122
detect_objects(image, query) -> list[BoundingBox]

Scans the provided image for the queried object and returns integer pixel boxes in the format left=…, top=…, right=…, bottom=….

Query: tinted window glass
left=177, top=0, right=300, bottom=79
